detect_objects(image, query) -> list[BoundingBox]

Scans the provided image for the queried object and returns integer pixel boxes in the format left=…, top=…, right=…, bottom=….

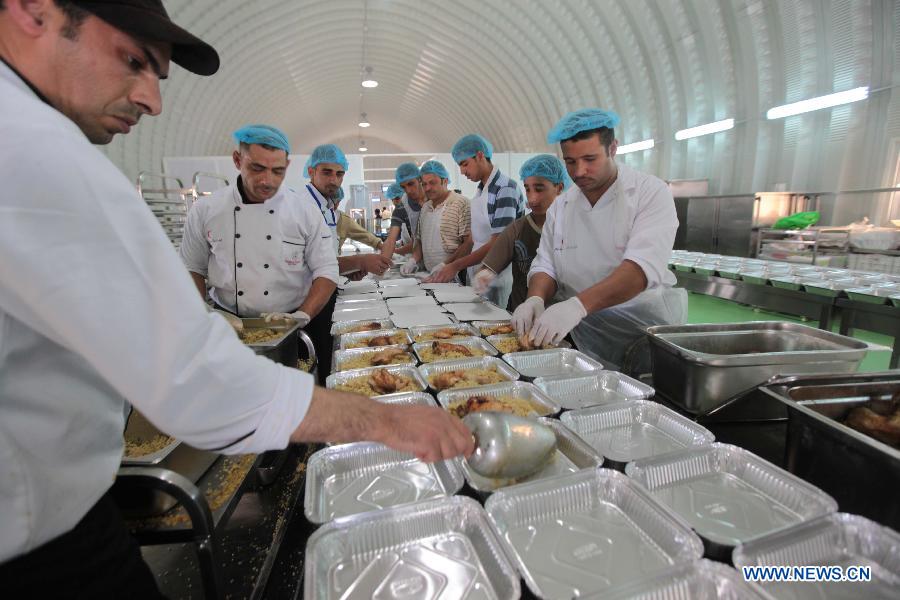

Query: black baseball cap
left=72, top=0, right=219, bottom=75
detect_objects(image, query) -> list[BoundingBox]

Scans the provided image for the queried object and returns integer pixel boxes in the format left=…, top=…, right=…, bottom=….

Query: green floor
left=686, top=292, right=894, bottom=372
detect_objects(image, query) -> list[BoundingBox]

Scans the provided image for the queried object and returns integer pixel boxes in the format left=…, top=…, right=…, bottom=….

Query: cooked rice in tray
left=239, top=328, right=282, bottom=344
left=414, top=327, right=473, bottom=342
left=124, top=434, right=175, bottom=458
left=345, top=333, right=408, bottom=349
left=345, top=322, right=384, bottom=334
left=418, top=341, right=488, bottom=363
left=337, top=348, right=414, bottom=371
left=333, top=368, right=420, bottom=397
left=428, top=367, right=509, bottom=391
left=490, top=336, right=556, bottom=354
left=448, top=395, right=542, bottom=418
left=478, top=323, right=515, bottom=336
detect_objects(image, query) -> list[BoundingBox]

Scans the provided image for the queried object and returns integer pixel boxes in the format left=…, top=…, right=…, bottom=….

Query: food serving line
left=117, top=263, right=900, bottom=599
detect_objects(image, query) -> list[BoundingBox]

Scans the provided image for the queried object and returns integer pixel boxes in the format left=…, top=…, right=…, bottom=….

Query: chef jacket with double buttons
left=0, top=60, right=316, bottom=564
left=180, top=181, right=339, bottom=316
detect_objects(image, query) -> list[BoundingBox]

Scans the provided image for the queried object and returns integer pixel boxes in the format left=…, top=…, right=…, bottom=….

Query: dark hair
left=562, top=127, right=615, bottom=153
left=238, top=141, right=286, bottom=155
left=0, top=1, right=90, bottom=39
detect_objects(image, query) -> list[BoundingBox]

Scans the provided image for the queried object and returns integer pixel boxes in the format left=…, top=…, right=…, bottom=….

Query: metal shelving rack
left=755, top=227, right=849, bottom=265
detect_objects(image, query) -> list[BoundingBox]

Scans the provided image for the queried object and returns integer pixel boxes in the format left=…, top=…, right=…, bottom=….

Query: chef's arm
left=575, top=260, right=647, bottom=314
left=297, top=277, right=337, bottom=319
left=189, top=271, right=207, bottom=300
left=380, top=225, right=412, bottom=258
left=526, top=272, right=559, bottom=304
left=446, top=233, right=495, bottom=271
left=411, top=239, right=423, bottom=264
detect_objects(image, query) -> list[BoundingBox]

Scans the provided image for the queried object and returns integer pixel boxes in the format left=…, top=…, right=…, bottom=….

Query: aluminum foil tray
left=372, top=391, right=437, bottom=407
left=338, top=281, right=378, bottom=294
left=561, top=400, right=715, bottom=469
left=390, top=309, right=456, bottom=328
left=337, top=327, right=413, bottom=350
left=418, top=356, right=520, bottom=392
left=329, top=318, right=393, bottom=336
left=331, top=304, right=390, bottom=323
left=534, top=371, right=655, bottom=408
left=380, top=287, right=428, bottom=299
left=693, top=264, right=717, bottom=276
left=484, top=333, right=570, bottom=354
left=464, top=417, right=600, bottom=494
left=626, top=443, right=838, bottom=553
left=502, top=348, right=604, bottom=380
left=386, top=295, right=442, bottom=311
left=378, top=277, right=420, bottom=287
left=474, top=320, right=515, bottom=336
left=413, top=336, right=498, bottom=363
left=770, top=275, right=803, bottom=290
left=484, top=468, right=703, bottom=599
left=740, top=271, right=770, bottom=285
left=801, top=278, right=854, bottom=297
left=846, top=286, right=895, bottom=305
left=335, top=291, right=381, bottom=302
left=432, top=287, right=483, bottom=303
left=332, top=344, right=417, bottom=372
left=326, top=364, right=428, bottom=396
left=596, top=559, right=771, bottom=600
left=435, top=381, right=560, bottom=417
left=304, top=496, right=521, bottom=600
left=304, top=442, right=465, bottom=523
left=410, top=322, right=481, bottom=342
left=418, top=282, right=462, bottom=290
left=732, top=512, right=900, bottom=600
left=444, top=302, right=513, bottom=322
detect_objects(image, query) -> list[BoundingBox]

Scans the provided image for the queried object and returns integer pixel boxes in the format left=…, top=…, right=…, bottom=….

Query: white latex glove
left=530, top=297, right=587, bottom=347
left=262, top=310, right=311, bottom=328
left=473, top=268, right=497, bottom=295
left=511, top=296, right=545, bottom=336
left=400, top=257, right=419, bottom=275
left=211, top=308, right=243, bottom=333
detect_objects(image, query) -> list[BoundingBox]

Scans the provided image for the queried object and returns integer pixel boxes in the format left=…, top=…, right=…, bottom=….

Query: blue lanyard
left=307, top=184, right=337, bottom=228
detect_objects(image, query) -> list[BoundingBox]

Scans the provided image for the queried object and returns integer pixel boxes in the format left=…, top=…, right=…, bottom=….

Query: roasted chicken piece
left=432, top=341, right=472, bottom=357
left=431, top=328, right=458, bottom=340
left=845, top=406, right=900, bottom=447
left=350, top=322, right=382, bottom=333
left=518, top=333, right=536, bottom=351
left=432, top=370, right=466, bottom=391
left=492, top=324, right=514, bottom=335
left=475, top=371, right=500, bottom=385
left=450, top=395, right=492, bottom=418
left=366, top=335, right=394, bottom=347
left=368, top=368, right=403, bottom=394
left=370, top=348, right=408, bottom=366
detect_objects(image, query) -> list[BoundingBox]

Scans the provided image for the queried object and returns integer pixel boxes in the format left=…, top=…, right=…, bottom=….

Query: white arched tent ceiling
left=104, top=0, right=899, bottom=196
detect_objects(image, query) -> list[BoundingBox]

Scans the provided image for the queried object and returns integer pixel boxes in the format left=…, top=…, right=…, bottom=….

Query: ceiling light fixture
left=358, top=113, right=371, bottom=128
left=766, top=87, right=869, bottom=120
left=674, top=118, right=735, bottom=141
left=358, top=140, right=368, bottom=152
left=361, top=66, right=378, bottom=88
left=617, top=139, right=655, bottom=154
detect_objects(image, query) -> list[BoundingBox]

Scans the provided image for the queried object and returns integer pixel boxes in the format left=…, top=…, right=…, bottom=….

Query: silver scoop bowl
left=463, top=412, right=558, bottom=479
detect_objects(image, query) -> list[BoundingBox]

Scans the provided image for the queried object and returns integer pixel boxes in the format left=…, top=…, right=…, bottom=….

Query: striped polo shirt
left=479, top=166, right=526, bottom=234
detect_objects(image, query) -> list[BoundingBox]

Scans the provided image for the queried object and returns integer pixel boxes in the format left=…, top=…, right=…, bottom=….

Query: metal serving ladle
left=463, top=412, right=558, bottom=479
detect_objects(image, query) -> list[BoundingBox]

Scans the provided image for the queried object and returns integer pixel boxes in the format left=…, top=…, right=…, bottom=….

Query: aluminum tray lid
left=380, top=286, right=428, bottom=299
left=444, top=302, right=513, bottom=322
left=413, top=336, right=499, bottom=363
left=304, top=496, right=521, bottom=600
left=329, top=318, right=393, bottom=336
left=386, top=295, right=442, bottom=311
left=390, top=308, right=456, bottom=328
left=502, top=348, right=605, bottom=379
left=409, top=322, right=481, bottom=341
left=331, top=303, right=390, bottom=323
left=625, top=443, right=838, bottom=548
left=378, top=277, right=420, bottom=287
left=435, top=380, right=561, bottom=417
left=595, top=559, right=772, bottom=600
left=433, top=287, right=483, bottom=303
left=326, top=364, right=428, bottom=396
left=484, top=467, right=703, bottom=599
left=304, top=442, right=465, bottom=523
left=534, top=371, right=655, bottom=406
left=332, top=344, right=417, bottom=372
left=418, top=356, right=520, bottom=392
left=338, top=280, right=378, bottom=294
left=337, top=327, right=413, bottom=350
left=561, top=400, right=715, bottom=464
left=732, top=513, right=900, bottom=598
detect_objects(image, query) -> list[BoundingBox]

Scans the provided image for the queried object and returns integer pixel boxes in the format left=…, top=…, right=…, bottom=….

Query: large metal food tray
left=372, top=391, right=437, bottom=407
left=597, top=559, right=771, bottom=600
left=647, top=321, right=873, bottom=414
left=484, top=333, right=571, bottom=354
left=412, top=336, right=498, bottom=363
left=418, top=356, right=520, bottom=392
left=329, top=318, right=392, bottom=336
left=444, top=302, right=512, bottom=322
left=485, top=468, right=703, bottom=599
left=304, top=442, right=465, bottom=523
left=732, top=513, right=900, bottom=600
left=625, top=443, right=837, bottom=556
left=563, top=400, right=714, bottom=469
left=325, top=364, right=428, bottom=396
left=435, top=381, right=560, bottom=417
left=535, top=371, right=655, bottom=408
left=304, top=496, right=521, bottom=600
left=502, top=348, right=604, bottom=380
left=409, top=322, right=480, bottom=341
left=337, top=327, right=413, bottom=350
left=332, top=344, right=416, bottom=372
left=240, top=317, right=302, bottom=367
left=759, top=372, right=900, bottom=529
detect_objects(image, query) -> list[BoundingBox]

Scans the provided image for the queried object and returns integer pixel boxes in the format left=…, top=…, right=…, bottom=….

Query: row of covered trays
left=303, top=452, right=900, bottom=599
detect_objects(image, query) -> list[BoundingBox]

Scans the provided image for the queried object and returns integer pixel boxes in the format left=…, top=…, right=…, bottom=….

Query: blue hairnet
left=307, top=144, right=349, bottom=170
left=385, top=183, right=404, bottom=199
left=451, top=134, right=493, bottom=163
left=419, top=160, right=449, bottom=180
left=395, top=162, right=421, bottom=185
left=546, top=108, right=620, bottom=144
left=232, top=124, right=290, bottom=154
left=519, top=154, right=567, bottom=185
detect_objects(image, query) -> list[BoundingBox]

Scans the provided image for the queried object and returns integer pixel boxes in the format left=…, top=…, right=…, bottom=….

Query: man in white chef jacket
left=514, top=108, right=687, bottom=374
left=180, top=124, right=338, bottom=330
left=0, top=1, right=473, bottom=595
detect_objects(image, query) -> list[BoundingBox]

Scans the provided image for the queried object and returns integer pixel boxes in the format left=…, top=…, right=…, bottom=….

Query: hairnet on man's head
left=385, top=183, right=404, bottom=199
left=307, top=144, right=349, bottom=170
left=232, top=124, right=291, bottom=154
left=419, top=160, right=450, bottom=180
left=451, top=134, right=493, bottom=163
left=395, top=162, right=421, bottom=185
left=546, top=108, right=620, bottom=144
left=519, top=154, right=567, bottom=185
